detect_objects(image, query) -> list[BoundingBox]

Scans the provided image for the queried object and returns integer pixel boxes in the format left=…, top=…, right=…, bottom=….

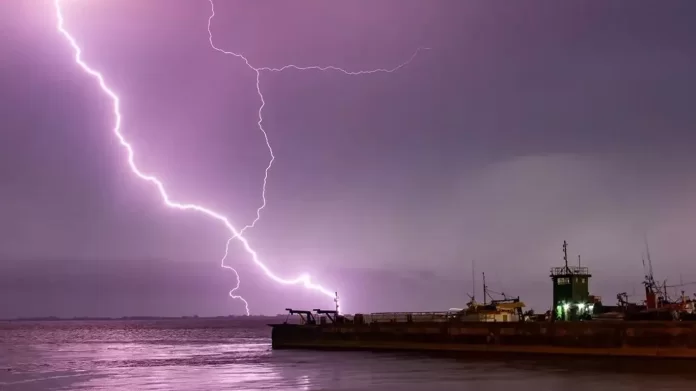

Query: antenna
left=334, top=292, right=339, bottom=314
left=472, top=260, right=476, bottom=303
left=562, top=240, right=569, bottom=270
left=482, top=272, right=488, bottom=306
left=578, top=254, right=581, bottom=268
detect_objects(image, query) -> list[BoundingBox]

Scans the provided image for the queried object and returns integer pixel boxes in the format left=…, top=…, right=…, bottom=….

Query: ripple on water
left=2, top=319, right=696, bottom=390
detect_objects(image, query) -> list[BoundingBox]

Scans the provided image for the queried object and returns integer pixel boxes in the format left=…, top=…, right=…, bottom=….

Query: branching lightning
left=54, top=0, right=427, bottom=316
left=207, top=1, right=428, bottom=312
left=207, top=0, right=428, bottom=235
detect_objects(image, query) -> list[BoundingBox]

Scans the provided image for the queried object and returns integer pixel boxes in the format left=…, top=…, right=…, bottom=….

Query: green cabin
left=550, top=241, right=592, bottom=321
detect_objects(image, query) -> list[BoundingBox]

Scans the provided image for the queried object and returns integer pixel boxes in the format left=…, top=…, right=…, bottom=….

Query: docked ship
left=269, top=241, right=696, bottom=359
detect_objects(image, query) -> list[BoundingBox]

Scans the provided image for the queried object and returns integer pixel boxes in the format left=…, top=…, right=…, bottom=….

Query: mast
left=645, top=236, right=654, bottom=279
left=563, top=240, right=569, bottom=272
left=642, top=255, right=647, bottom=278
left=642, top=236, right=661, bottom=309
left=482, top=272, right=488, bottom=305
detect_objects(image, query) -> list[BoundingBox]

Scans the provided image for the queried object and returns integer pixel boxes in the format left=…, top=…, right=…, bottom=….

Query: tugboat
left=458, top=271, right=526, bottom=322
left=622, top=243, right=696, bottom=321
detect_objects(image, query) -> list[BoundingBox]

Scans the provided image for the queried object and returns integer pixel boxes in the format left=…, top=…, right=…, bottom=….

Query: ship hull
left=270, top=320, right=696, bottom=359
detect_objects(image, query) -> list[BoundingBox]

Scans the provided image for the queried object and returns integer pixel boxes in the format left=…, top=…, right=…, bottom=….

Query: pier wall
left=271, top=321, right=696, bottom=358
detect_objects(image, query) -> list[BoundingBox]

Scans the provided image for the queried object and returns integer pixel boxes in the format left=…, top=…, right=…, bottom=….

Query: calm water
left=1, top=319, right=694, bottom=390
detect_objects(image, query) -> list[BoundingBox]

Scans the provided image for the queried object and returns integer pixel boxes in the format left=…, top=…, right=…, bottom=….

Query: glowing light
left=563, top=303, right=570, bottom=311
left=54, top=0, right=427, bottom=315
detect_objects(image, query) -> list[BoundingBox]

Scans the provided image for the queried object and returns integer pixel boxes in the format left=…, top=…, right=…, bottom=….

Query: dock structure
left=269, top=240, right=696, bottom=359
left=270, top=308, right=696, bottom=359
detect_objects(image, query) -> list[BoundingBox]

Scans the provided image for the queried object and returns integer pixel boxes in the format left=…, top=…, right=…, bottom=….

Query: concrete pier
left=270, top=320, right=696, bottom=359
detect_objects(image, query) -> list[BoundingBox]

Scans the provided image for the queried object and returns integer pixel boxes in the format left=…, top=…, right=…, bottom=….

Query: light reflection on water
left=1, top=320, right=695, bottom=390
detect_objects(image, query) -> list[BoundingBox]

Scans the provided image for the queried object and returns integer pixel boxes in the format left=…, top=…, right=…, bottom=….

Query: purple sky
left=1, top=0, right=696, bottom=318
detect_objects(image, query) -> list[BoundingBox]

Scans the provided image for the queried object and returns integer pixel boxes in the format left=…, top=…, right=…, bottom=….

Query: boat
left=269, top=241, right=696, bottom=359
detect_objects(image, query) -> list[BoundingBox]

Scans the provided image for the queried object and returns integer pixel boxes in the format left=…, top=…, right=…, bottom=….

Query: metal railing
left=365, top=311, right=454, bottom=323
left=550, top=266, right=589, bottom=276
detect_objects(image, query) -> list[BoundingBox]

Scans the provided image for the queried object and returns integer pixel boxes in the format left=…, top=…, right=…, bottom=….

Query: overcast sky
left=1, top=0, right=695, bottom=317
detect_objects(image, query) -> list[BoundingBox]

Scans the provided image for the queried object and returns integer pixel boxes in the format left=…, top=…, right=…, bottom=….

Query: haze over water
left=1, top=319, right=693, bottom=390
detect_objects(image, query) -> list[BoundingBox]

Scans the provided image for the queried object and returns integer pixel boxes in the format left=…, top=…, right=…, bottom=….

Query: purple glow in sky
left=1, top=0, right=696, bottom=318
left=52, top=0, right=427, bottom=315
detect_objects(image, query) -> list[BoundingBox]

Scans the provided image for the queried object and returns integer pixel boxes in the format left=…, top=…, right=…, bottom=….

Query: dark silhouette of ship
left=269, top=240, right=696, bottom=359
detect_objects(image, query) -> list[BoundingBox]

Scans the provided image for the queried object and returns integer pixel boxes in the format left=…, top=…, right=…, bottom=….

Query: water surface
left=1, top=319, right=693, bottom=390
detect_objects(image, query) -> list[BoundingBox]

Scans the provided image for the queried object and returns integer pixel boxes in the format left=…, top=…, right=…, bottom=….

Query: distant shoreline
left=0, top=315, right=287, bottom=322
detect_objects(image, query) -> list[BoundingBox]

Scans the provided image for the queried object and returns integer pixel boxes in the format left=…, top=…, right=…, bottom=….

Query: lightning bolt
left=207, top=0, right=428, bottom=236
left=207, top=1, right=428, bottom=313
left=53, top=0, right=427, bottom=316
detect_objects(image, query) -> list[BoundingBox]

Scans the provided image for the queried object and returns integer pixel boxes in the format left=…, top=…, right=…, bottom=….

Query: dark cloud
left=1, top=0, right=695, bottom=317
